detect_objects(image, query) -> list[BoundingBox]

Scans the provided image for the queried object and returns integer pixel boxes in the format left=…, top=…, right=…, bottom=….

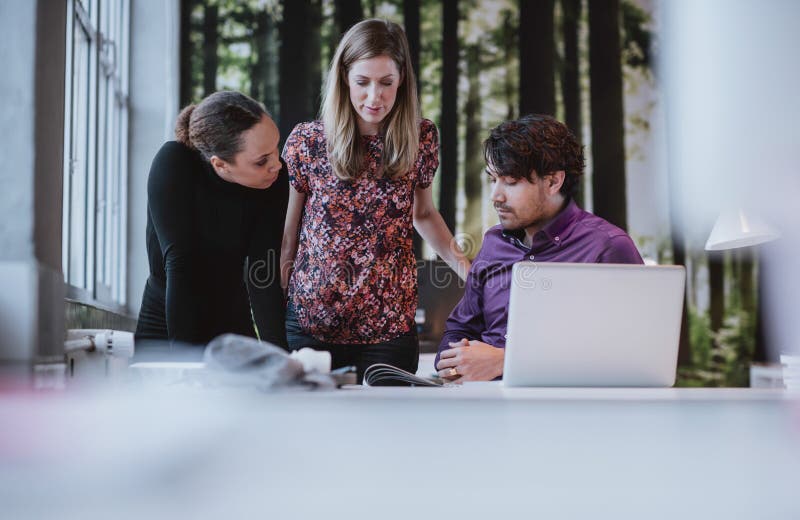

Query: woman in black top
left=136, top=91, right=288, bottom=347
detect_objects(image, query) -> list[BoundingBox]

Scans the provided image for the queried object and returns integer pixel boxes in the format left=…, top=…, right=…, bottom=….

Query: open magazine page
left=363, top=364, right=446, bottom=387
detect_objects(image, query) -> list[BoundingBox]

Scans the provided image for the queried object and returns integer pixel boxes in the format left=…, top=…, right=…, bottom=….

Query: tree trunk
left=202, top=3, right=218, bottom=97
left=666, top=42, right=690, bottom=366
left=404, top=0, right=423, bottom=257
left=463, top=44, right=483, bottom=256
left=335, top=0, right=363, bottom=39
left=403, top=0, right=421, bottom=100
left=263, top=12, right=280, bottom=118
left=251, top=10, right=269, bottom=102
left=309, top=0, right=323, bottom=118
left=519, top=0, right=555, bottom=116
left=279, top=0, right=315, bottom=145
left=180, top=0, right=194, bottom=106
left=728, top=250, right=741, bottom=312
left=503, top=10, right=516, bottom=121
left=439, top=0, right=458, bottom=234
left=708, top=251, right=724, bottom=333
left=669, top=230, right=691, bottom=365
left=589, top=0, right=627, bottom=230
left=561, top=0, right=583, bottom=206
left=739, top=249, right=756, bottom=359
left=753, top=257, right=768, bottom=362
left=739, top=250, right=756, bottom=313
left=247, top=8, right=279, bottom=116
left=689, top=250, right=699, bottom=308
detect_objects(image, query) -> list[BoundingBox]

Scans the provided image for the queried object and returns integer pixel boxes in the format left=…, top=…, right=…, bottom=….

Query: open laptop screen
left=503, top=262, right=685, bottom=387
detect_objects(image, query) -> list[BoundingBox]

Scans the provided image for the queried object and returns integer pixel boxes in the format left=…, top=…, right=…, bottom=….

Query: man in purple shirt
left=435, top=114, right=643, bottom=381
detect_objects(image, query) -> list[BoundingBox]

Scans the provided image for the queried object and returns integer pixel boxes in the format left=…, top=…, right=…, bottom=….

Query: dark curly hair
left=175, top=90, right=268, bottom=162
left=483, top=114, right=585, bottom=199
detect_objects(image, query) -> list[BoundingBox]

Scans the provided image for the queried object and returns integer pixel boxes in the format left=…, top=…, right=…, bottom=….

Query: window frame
left=62, top=0, right=130, bottom=314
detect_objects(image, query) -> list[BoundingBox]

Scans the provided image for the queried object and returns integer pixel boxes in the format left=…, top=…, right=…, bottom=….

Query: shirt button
left=529, top=255, right=535, bottom=261
left=554, top=236, right=561, bottom=243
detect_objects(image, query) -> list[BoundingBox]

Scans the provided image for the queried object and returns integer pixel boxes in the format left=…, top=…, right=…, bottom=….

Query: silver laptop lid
left=503, top=262, right=686, bottom=387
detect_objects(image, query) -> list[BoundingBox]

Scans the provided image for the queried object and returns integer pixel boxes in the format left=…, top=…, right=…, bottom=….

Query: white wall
left=0, top=1, right=38, bottom=262
left=0, top=1, right=67, bottom=362
left=127, top=0, right=180, bottom=317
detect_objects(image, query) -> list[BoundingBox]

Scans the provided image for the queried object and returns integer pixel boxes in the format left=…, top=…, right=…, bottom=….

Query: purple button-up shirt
left=436, top=200, right=643, bottom=365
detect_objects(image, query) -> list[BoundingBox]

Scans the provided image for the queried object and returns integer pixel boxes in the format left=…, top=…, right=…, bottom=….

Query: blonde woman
left=281, top=19, right=470, bottom=381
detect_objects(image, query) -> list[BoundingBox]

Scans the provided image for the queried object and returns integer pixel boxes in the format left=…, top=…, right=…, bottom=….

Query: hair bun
left=175, top=104, right=197, bottom=148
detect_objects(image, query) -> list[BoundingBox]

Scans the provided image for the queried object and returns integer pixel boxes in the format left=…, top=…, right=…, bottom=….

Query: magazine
left=363, top=363, right=444, bottom=387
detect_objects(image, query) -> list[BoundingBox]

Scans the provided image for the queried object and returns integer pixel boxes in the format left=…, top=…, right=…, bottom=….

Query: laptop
left=503, top=262, right=686, bottom=387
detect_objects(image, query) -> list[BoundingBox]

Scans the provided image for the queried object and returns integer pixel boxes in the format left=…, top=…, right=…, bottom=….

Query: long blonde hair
left=320, top=19, right=420, bottom=181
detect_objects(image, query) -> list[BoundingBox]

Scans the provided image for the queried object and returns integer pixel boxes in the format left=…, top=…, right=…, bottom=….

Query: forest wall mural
left=179, top=0, right=765, bottom=386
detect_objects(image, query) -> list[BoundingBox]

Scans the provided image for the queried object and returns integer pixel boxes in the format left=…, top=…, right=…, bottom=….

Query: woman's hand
left=413, top=185, right=472, bottom=281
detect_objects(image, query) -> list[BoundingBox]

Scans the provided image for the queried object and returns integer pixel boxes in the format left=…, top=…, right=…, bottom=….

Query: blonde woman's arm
left=412, top=184, right=471, bottom=281
left=281, top=185, right=306, bottom=293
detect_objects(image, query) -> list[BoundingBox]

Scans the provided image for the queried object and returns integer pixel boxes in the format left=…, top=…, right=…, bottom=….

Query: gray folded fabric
left=200, top=334, right=335, bottom=391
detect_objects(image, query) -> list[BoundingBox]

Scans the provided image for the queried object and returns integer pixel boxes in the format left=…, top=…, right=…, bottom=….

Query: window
left=63, top=0, right=130, bottom=309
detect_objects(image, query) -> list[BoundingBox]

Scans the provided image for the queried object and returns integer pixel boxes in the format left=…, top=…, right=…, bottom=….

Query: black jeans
left=286, top=304, right=419, bottom=383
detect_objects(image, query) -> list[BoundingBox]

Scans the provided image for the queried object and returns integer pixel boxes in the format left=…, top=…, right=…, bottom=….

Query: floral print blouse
left=282, top=119, right=439, bottom=344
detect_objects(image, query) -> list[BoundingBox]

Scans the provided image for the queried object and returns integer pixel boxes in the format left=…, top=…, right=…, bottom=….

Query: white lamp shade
left=705, top=209, right=780, bottom=251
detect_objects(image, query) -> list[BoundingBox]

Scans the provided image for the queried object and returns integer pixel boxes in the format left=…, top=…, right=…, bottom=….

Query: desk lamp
left=705, top=209, right=780, bottom=251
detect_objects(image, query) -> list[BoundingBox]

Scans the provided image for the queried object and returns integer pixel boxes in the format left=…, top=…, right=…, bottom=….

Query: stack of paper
left=780, top=354, right=800, bottom=391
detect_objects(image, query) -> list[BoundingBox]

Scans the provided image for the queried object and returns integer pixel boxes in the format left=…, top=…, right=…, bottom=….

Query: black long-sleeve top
left=135, top=141, right=288, bottom=347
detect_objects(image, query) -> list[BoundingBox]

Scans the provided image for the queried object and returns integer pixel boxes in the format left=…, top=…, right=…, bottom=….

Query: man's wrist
left=493, top=349, right=505, bottom=379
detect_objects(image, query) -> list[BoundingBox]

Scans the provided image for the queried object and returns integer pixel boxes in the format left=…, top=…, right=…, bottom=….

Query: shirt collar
left=501, top=199, right=581, bottom=249
left=541, top=198, right=580, bottom=242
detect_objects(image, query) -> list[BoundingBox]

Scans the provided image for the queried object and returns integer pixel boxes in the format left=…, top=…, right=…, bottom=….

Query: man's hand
left=436, top=339, right=504, bottom=382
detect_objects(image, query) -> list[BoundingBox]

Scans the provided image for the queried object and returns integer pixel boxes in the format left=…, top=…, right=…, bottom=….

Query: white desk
left=1, top=385, right=798, bottom=519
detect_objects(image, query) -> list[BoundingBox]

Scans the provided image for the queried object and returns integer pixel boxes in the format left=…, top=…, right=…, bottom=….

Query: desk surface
left=2, top=384, right=799, bottom=519
left=343, top=383, right=792, bottom=401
